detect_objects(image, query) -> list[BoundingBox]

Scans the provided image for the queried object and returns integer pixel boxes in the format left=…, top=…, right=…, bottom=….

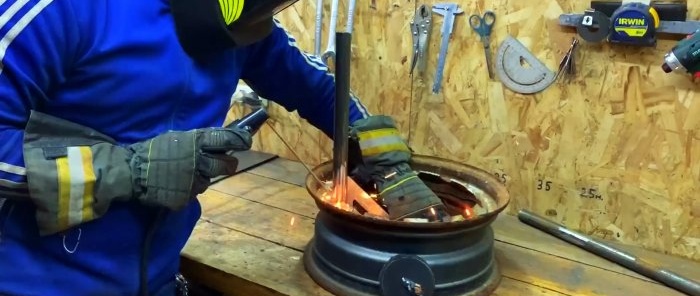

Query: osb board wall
left=225, top=0, right=700, bottom=261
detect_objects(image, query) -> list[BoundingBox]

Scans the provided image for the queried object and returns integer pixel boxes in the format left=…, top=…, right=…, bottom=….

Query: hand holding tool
left=469, top=11, right=496, bottom=79
left=431, top=3, right=463, bottom=94
left=662, top=29, right=700, bottom=77
left=21, top=108, right=264, bottom=235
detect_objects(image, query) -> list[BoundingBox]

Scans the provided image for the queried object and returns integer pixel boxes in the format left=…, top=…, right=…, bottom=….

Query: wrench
left=314, top=0, right=323, bottom=56
left=321, top=0, right=339, bottom=65
left=321, top=0, right=356, bottom=66
left=346, top=0, right=357, bottom=33
left=431, top=3, right=463, bottom=94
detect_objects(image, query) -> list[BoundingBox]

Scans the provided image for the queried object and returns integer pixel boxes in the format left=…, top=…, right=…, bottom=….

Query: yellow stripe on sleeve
left=79, top=147, right=96, bottom=221
left=56, top=156, right=71, bottom=230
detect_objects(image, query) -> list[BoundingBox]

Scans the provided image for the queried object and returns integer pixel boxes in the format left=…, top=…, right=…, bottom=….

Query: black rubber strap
left=590, top=1, right=687, bottom=21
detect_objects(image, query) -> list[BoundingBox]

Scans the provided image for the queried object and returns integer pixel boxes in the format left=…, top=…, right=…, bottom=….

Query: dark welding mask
left=170, top=0, right=299, bottom=57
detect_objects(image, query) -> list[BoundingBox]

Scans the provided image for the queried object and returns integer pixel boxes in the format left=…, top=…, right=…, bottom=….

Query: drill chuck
left=662, top=30, right=700, bottom=75
left=662, top=51, right=684, bottom=73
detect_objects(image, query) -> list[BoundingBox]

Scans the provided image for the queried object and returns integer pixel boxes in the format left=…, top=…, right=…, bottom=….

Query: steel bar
left=333, top=32, right=352, bottom=205
left=518, top=209, right=700, bottom=296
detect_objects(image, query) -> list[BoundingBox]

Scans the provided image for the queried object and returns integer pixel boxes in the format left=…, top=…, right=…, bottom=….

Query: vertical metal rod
left=333, top=32, right=352, bottom=205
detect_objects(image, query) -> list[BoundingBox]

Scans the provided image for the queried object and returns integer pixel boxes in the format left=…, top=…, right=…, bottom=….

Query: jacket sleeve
left=240, top=19, right=370, bottom=138
left=0, top=0, right=80, bottom=199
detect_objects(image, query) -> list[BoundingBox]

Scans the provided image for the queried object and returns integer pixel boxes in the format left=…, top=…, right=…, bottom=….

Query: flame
left=430, top=207, right=436, bottom=215
left=321, top=191, right=331, bottom=201
left=290, top=217, right=295, bottom=226
left=464, top=207, right=474, bottom=218
left=361, top=192, right=369, bottom=199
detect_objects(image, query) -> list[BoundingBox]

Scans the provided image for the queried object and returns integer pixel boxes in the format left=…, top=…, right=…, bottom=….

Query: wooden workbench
left=180, top=157, right=700, bottom=296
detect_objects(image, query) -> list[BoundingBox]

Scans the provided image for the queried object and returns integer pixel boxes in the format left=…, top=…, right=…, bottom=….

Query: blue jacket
left=0, top=0, right=369, bottom=295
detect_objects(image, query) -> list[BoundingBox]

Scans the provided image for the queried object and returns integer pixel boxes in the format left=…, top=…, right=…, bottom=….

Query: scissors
left=469, top=11, right=496, bottom=79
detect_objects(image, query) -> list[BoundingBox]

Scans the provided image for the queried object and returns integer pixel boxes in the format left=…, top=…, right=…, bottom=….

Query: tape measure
left=609, top=2, right=659, bottom=46
left=560, top=1, right=662, bottom=46
left=495, top=36, right=556, bottom=94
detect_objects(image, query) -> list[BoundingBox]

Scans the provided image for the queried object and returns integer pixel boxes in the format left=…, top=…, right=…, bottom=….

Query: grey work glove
left=348, top=115, right=450, bottom=222
left=22, top=110, right=252, bottom=235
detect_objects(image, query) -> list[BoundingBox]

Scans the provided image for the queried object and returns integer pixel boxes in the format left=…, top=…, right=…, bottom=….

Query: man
left=0, top=0, right=448, bottom=295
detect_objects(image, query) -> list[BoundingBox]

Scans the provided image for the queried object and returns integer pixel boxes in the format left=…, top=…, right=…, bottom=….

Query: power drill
left=661, top=30, right=700, bottom=76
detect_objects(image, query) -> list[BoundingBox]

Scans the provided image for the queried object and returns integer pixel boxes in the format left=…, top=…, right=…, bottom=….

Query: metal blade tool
left=469, top=11, right=496, bottom=79
left=431, top=3, right=463, bottom=94
left=409, top=5, right=432, bottom=76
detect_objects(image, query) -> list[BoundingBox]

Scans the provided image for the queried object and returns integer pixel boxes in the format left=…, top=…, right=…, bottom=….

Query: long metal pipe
left=518, top=209, right=700, bottom=296
left=332, top=32, right=352, bottom=205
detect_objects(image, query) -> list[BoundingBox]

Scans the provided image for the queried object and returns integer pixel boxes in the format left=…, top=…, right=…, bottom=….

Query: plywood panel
left=225, top=0, right=700, bottom=261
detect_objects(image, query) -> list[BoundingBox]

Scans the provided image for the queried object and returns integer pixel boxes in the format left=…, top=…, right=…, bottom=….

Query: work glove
left=22, top=110, right=252, bottom=235
left=348, top=115, right=450, bottom=222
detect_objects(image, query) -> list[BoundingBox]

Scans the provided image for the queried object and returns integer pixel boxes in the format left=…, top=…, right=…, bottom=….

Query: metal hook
left=62, top=228, right=82, bottom=254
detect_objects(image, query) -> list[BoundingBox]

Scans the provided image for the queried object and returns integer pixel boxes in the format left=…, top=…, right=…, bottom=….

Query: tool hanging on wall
left=662, top=29, right=700, bottom=77
left=556, top=38, right=579, bottom=83
left=321, top=0, right=339, bottom=65
left=314, top=0, right=323, bottom=56
left=572, top=9, right=612, bottom=43
left=431, top=3, right=463, bottom=94
left=320, top=0, right=357, bottom=68
left=560, top=0, right=700, bottom=46
left=469, top=10, right=496, bottom=79
left=495, top=36, right=556, bottom=94
left=409, top=5, right=432, bottom=76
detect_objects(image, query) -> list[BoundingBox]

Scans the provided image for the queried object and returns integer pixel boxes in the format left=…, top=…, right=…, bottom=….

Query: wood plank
left=493, top=214, right=700, bottom=282
left=245, top=157, right=310, bottom=186
left=240, top=159, right=700, bottom=283
left=181, top=220, right=332, bottom=296
left=198, top=189, right=314, bottom=251
left=492, top=277, right=568, bottom=296
left=195, top=187, right=681, bottom=296
left=208, top=173, right=320, bottom=220
left=182, top=218, right=569, bottom=296
left=495, top=241, right=681, bottom=296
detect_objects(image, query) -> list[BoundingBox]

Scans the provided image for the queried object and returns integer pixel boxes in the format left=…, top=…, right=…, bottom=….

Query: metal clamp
left=379, top=255, right=435, bottom=296
left=402, top=277, right=425, bottom=295
left=410, top=5, right=432, bottom=76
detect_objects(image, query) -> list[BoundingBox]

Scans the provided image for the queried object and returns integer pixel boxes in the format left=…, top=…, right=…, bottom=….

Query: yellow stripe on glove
left=56, top=146, right=97, bottom=231
left=357, top=128, right=410, bottom=156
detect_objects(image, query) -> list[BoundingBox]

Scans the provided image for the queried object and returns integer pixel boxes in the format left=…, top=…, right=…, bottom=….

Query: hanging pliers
left=410, top=5, right=432, bottom=76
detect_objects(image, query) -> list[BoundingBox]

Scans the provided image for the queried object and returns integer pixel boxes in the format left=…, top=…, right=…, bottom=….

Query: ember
left=313, top=172, right=495, bottom=223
